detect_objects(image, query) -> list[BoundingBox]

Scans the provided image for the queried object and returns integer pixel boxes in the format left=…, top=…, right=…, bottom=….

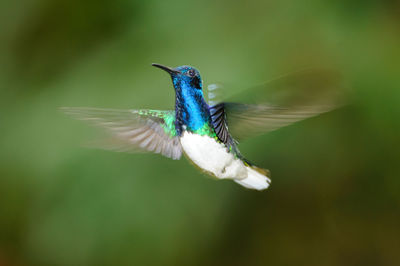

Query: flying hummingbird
left=62, top=63, right=341, bottom=190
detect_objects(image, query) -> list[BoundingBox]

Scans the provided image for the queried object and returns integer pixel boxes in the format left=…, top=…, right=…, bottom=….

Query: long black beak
left=152, top=63, right=180, bottom=75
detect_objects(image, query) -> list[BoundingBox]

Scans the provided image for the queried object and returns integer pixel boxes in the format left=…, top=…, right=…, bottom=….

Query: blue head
left=152, top=63, right=203, bottom=91
left=152, top=63, right=210, bottom=135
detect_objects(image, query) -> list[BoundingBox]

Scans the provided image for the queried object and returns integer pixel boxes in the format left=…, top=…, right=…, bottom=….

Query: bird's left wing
left=208, top=68, right=347, bottom=142
left=61, top=107, right=182, bottom=160
left=221, top=103, right=336, bottom=141
left=209, top=102, right=334, bottom=145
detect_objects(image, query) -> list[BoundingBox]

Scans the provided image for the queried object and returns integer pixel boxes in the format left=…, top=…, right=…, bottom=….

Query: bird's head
left=152, top=63, right=203, bottom=92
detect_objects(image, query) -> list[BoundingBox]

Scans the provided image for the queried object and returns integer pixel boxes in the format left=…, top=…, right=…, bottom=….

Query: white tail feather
left=234, top=166, right=271, bottom=190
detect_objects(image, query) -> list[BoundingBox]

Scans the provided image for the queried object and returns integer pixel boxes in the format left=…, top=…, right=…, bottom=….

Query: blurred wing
left=211, top=68, right=346, bottom=141
left=224, top=103, right=336, bottom=141
left=61, top=107, right=182, bottom=160
left=207, top=83, right=225, bottom=106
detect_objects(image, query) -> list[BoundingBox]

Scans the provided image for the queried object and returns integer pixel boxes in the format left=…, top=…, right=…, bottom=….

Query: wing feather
left=61, top=107, right=182, bottom=160
left=224, top=103, right=337, bottom=140
left=208, top=68, right=346, bottom=141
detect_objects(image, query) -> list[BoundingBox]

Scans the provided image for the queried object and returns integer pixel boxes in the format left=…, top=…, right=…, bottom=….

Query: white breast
left=180, top=131, right=271, bottom=190
left=180, top=131, right=247, bottom=180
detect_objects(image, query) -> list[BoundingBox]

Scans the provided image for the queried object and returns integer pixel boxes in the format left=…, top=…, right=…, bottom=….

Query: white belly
left=180, top=132, right=247, bottom=180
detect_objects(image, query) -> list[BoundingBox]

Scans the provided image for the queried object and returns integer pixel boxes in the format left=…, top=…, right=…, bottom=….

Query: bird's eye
left=188, top=69, right=196, bottom=77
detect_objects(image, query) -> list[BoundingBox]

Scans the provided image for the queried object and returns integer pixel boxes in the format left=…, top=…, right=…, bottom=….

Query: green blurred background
left=1, top=0, right=399, bottom=265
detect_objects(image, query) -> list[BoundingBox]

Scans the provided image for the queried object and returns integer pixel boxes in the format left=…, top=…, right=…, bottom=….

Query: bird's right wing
left=61, top=107, right=182, bottom=160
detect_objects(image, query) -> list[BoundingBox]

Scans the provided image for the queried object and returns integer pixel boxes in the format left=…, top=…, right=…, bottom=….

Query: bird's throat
left=174, top=83, right=212, bottom=136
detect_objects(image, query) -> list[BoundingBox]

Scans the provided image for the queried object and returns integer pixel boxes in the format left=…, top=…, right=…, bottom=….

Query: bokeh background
left=1, top=0, right=400, bottom=265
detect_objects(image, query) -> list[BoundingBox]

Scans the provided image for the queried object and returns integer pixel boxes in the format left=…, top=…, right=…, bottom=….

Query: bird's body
left=63, top=64, right=340, bottom=190
left=163, top=64, right=270, bottom=189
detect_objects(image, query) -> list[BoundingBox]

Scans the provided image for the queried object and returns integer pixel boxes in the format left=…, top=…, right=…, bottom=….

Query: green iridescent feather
left=138, top=109, right=177, bottom=137
left=193, top=123, right=217, bottom=137
left=138, top=109, right=217, bottom=139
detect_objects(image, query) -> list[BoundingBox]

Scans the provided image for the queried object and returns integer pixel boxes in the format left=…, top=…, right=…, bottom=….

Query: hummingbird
left=62, top=63, right=341, bottom=190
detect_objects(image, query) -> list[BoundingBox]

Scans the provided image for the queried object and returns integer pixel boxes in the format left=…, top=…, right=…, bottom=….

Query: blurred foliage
left=0, top=0, right=399, bottom=265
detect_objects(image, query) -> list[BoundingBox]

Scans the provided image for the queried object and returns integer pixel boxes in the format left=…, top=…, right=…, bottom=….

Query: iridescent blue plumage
left=161, top=65, right=213, bottom=136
